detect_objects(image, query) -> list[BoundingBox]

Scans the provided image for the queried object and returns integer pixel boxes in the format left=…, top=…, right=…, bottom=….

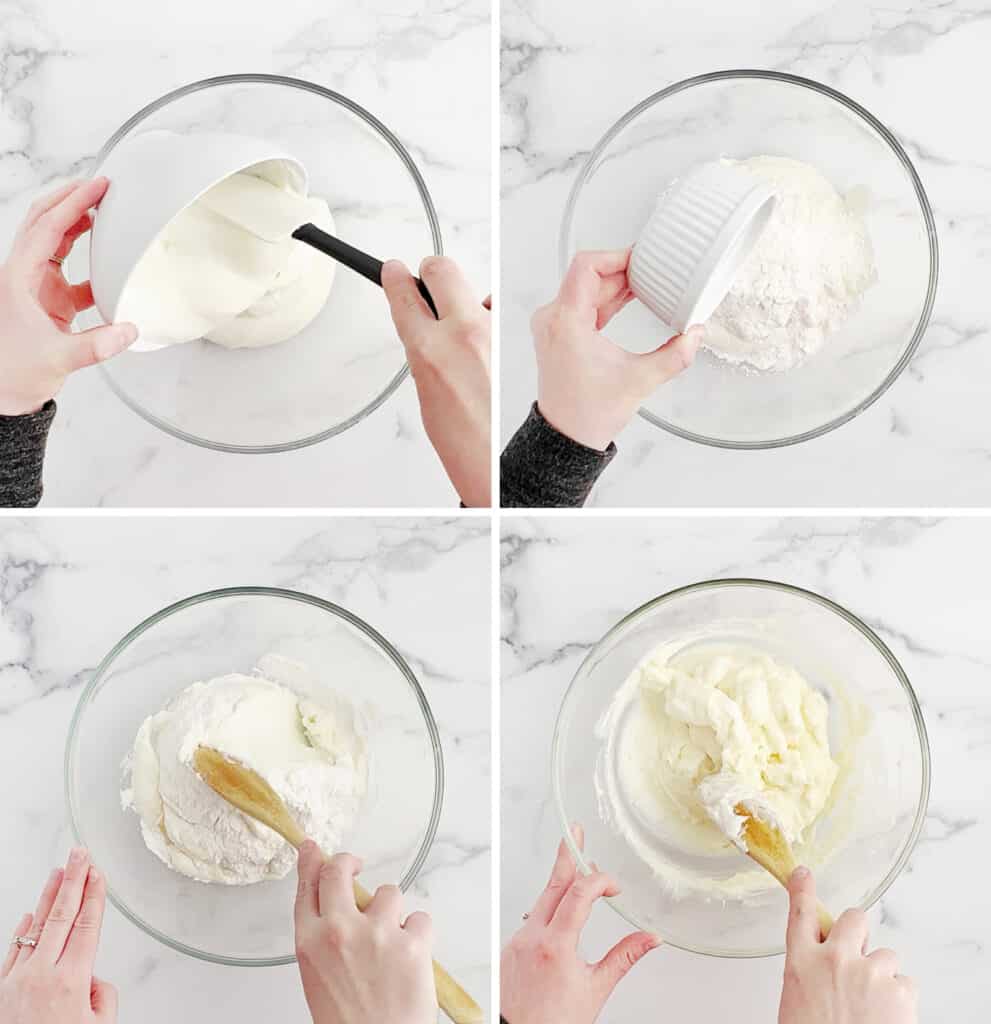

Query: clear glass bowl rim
left=559, top=69, right=940, bottom=450
left=94, top=73, right=443, bottom=454
left=64, top=584, right=445, bottom=966
left=551, top=576, right=931, bottom=958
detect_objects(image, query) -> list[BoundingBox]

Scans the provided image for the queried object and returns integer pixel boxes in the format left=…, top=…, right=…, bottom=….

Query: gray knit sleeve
left=0, top=400, right=56, bottom=507
left=500, top=403, right=616, bottom=508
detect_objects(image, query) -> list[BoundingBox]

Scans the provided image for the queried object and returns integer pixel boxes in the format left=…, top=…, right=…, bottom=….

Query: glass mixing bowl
left=65, top=587, right=443, bottom=965
left=560, top=71, right=939, bottom=448
left=71, top=75, right=441, bottom=452
left=552, top=579, right=929, bottom=957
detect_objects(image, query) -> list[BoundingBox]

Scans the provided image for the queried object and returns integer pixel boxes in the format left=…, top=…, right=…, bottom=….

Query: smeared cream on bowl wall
left=596, top=639, right=864, bottom=899
left=116, top=166, right=336, bottom=351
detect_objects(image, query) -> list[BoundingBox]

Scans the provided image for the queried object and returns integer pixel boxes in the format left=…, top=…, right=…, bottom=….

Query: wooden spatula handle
left=350, top=879, right=483, bottom=1024
left=286, top=832, right=482, bottom=1019
left=192, top=748, right=481, bottom=1022
left=735, top=808, right=835, bottom=942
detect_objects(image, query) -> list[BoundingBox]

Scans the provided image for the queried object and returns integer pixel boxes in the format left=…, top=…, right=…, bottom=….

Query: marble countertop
left=501, top=515, right=987, bottom=1022
left=0, top=0, right=490, bottom=507
left=0, top=515, right=491, bottom=1021
left=501, top=0, right=991, bottom=506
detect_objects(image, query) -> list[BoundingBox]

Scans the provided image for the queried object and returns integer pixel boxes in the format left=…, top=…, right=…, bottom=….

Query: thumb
left=639, top=324, right=704, bottom=387
left=594, top=931, right=660, bottom=994
left=786, top=866, right=820, bottom=953
left=91, top=977, right=118, bottom=1020
left=64, top=322, right=138, bottom=371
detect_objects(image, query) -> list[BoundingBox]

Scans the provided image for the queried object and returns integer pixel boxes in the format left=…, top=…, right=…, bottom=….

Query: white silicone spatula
left=198, top=173, right=438, bottom=316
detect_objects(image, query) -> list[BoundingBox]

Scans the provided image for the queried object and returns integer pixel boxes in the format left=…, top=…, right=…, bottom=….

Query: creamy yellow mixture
left=633, top=643, right=837, bottom=846
left=597, top=641, right=840, bottom=897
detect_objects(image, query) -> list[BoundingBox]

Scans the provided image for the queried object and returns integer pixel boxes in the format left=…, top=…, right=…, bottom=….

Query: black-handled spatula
left=199, top=173, right=438, bottom=318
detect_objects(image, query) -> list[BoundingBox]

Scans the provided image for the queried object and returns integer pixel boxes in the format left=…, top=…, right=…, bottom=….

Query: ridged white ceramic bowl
left=628, top=159, right=775, bottom=332
left=561, top=71, right=938, bottom=448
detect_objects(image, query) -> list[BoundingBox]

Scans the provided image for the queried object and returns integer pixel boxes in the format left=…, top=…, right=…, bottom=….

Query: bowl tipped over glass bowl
left=70, top=74, right=441, bottom=453
left=65, top=586, right=443, bottom=965
left=552, top=579, right=929, bottom=958
left=560, top=70, right=938, bottom=448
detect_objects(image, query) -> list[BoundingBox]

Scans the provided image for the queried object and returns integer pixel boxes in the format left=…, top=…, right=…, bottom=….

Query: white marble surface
left=0, top=516, right=491, bottom=1020
left=501, top=515, right=988, bottom=1022
left=501, top=0, right=991, bottom=506
left=0, top=0, right=490, bottom=507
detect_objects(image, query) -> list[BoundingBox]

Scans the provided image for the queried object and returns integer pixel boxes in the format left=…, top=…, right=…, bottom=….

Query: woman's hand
left=500, top=826, right=659, bottom=1024
left=294, top=843, right=437, bottom=1024
left=382, top=257, right=491, bottom=507
left=0, top=178, right=137, bottom=416
left=531, top=249, right=702, bottom=451
left=779, top=867, right=917, bottom=1024
left=0, top=848, right=117, bottom=1023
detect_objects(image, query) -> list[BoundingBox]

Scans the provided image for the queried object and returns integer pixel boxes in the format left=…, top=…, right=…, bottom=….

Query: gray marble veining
left=0, top=0, right=490, bottom=507
left=0, top=515, right=491, bottom=1021
left=501, top=514, right=988, bottom=1022
left=501, top=0, right=991, bottom=505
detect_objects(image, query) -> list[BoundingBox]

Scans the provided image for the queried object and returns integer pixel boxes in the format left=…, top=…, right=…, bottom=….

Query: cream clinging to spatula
left=697, top=773, right=834, bottom=936
left=729, top=802, right=834, bottom=938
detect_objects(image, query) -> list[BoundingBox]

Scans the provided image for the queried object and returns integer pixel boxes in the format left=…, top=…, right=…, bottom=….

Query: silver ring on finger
left=48, top=256, right=64, bottom=269
left=13, top=935, right=37, bottom=949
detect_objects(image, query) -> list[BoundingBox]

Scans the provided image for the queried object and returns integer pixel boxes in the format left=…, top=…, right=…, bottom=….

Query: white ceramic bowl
left=628, top=160, right=776, bottom=332
left=561, top=71, right=938, bottom=448
left=90, top=129, right=306, bottom=352
left=69, top=74, right=442, bottom=453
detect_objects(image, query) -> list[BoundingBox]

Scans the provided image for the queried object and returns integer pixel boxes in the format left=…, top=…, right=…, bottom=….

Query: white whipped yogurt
left=117, top=171, right=336, bottom=351
left=121, top=658, right=366, bottom=885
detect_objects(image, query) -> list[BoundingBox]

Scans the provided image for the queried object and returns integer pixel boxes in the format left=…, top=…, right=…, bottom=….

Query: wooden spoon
left=734, top=803, right=834, bottom=939
left=193, top=746, right=484, bottom=1024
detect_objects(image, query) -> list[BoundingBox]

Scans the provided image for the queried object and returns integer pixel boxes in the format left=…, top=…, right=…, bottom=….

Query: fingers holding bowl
left=14, top=866, right=63, bottom=967
left=61, top=866, right=107, bottom=973
left=2, top=914, right=32, bottom=977
left=527, top=824, right=583, bottom=926
left=36, top=848, right=91, bottom=963
left=15, top=179, right=108, bottom=270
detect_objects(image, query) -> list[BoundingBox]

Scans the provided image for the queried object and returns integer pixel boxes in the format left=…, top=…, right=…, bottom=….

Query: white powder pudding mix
left=121, top=656, right=366, bottom=884
left=704, top=155, right=877, bottom=372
